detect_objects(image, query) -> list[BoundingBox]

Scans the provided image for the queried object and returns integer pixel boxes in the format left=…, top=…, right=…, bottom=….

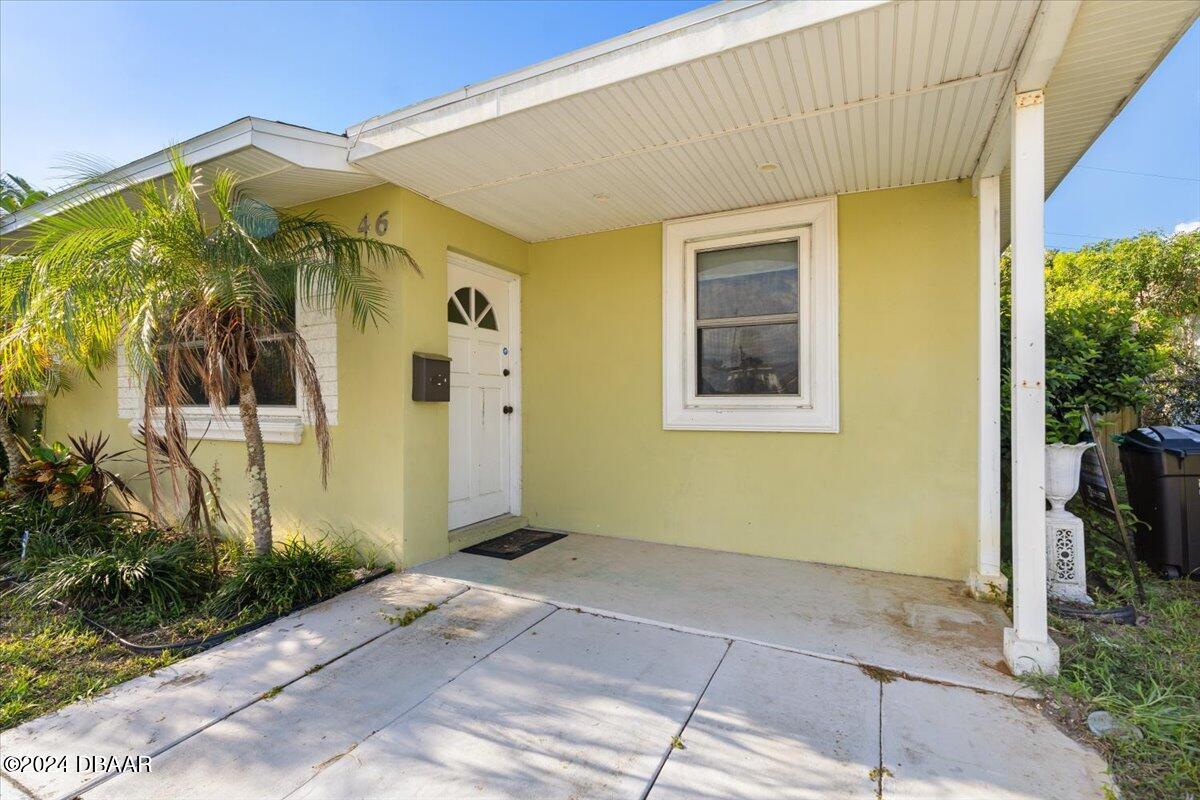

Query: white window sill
left=664, top=404, right=839, bottom=433
left=128, top=410, right=304, bottom=445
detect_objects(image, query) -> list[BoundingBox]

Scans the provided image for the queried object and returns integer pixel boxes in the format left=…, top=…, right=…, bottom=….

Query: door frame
left=446, top=250, right=522, bottom=522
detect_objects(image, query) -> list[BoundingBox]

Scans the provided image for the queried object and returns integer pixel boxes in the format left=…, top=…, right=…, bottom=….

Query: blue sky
left=1, top=1, right=1196, bottom=249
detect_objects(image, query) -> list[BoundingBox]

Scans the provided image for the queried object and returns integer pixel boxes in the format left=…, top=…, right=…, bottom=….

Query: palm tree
left=3, top=153, right=417, bottom=553
left=0, top=174, right=50, bottom=214
left=0, top=253, right=67, bottom=476
left=0, top=254, right=36, bottom=471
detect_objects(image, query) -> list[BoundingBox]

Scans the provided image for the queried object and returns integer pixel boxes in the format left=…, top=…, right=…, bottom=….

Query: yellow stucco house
left=3, top=0, right=1196, bottom=676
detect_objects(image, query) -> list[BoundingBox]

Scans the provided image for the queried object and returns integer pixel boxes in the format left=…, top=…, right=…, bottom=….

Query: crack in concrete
left=64, top=584, right=471, bottom=800
left=419, top=575, right=1035, bottom=698
left=638, top=638, right=734, bottom=800
left=279, top=603, right=559, bottom=800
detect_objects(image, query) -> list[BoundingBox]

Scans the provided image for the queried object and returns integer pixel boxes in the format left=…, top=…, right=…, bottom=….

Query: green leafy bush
left=20, top=529, right=209, bottom=614
left=0, top=495, right=117, bottom=573
left=1146, top=337, right=1200, bottom=426
left=210, top=537, right=355, bottom=617
left=1042, top=291, right=1167, bottom=442
left=1001, top=257, right=1169, bottom=446
left=1022, top=231, right=1199, bottom=437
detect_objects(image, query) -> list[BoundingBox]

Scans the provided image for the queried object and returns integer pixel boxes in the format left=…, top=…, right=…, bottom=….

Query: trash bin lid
left=1120, top=425, right=1200, bottom=457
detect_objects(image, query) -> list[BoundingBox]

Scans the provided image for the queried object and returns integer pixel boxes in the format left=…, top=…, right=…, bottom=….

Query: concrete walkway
left=415, top=533, right=1023, bottom=694
left=0, top=538, right=1113, bottom=800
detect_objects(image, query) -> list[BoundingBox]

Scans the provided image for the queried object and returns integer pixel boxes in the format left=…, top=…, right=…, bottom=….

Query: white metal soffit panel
left=236, top=166, right=383, bottom=209
left=999, top=0, right=1200, bottom=238
left=350, top=0, right=1042, bottom=241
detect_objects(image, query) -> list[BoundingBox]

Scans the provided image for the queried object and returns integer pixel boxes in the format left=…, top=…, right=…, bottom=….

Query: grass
left=382, top=602, right=437, bottom=627
left=0, top=589, right=179, bottom=730
left=1022, top=496, right=1200, bottom=800
left=1, top=489, right=373, bottom=731
left=92, top=600, right=254, bottom=645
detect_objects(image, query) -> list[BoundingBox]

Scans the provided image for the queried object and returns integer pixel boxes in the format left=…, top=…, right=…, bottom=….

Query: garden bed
left=0, top=562, right=392, bottom=731
left=0, top=445, right=389, bottom=731
left=15, top=564, right=393, bottom=655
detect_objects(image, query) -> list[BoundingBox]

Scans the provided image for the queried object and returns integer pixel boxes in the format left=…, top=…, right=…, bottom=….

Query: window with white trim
left=117, top=295, right=338, bottom=444
left=662, top=198, right=839, bottom=432
left=169, top=304, right=298, bottom=408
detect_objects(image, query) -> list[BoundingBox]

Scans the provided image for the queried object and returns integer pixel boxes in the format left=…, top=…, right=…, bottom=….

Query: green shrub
left=1001, top=257, right=1169, bottom=447
left=1146, top=343, right=1200, bottom=425
left=21, top=529, right=209, bottom=614
left=0, top=496, right=117, bottom=574
left=1008, top=231, right=1199, bottom=441
left=210, top=537, right=355, bottom=618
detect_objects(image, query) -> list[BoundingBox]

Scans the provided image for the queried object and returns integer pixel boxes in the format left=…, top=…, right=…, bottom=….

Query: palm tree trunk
left=237, top=372, right=274, bottom=555
left=0, top=403, right=24, bottom=475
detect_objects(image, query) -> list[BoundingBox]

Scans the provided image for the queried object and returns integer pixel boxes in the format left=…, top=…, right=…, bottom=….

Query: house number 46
left=357, top=211, right=389, bottom=237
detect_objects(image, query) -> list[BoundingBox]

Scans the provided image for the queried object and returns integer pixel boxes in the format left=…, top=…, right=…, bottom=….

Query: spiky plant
left=3, top=152, right=417, bottom=553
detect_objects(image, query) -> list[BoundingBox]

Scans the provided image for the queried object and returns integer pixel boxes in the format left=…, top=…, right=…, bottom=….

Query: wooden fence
left=1094, top=406, right=1140, bottom=479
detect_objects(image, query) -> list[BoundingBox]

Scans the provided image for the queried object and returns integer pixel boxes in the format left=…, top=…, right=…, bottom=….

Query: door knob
left=503, top=405, right=514, bottom=414
left=503, top=368, right=510, bottom=377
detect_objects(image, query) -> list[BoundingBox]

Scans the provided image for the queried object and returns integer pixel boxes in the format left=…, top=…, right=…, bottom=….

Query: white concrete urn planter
left=1045, top=442, right=1095, bottom=605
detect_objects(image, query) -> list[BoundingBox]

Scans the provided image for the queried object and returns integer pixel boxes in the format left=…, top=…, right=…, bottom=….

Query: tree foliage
left=1, top=152, right=417, bottom=552
left=0, top=174, right=50, bottom=215
left=1045, top=230, right=1200, bottom=321
left=1047, top=230, right=1200, bottom=428
left=1000, top=231, right=1197, bottom=445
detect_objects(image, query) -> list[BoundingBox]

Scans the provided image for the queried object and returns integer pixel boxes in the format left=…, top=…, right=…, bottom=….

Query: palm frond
left=12, top=148, right=420, bottom=534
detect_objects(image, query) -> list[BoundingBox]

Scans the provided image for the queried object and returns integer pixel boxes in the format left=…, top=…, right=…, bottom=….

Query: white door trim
left=447, top=251, right=522, bottom=523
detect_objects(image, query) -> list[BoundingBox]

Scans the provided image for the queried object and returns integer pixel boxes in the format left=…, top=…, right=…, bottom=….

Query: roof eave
left=0, top=118, right=365, bottom=237
left=345, top=0, right=891, bottom=158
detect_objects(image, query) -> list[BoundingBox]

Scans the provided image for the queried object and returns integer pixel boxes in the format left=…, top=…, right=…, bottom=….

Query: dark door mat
left=461, top=529, right=567, bottom=560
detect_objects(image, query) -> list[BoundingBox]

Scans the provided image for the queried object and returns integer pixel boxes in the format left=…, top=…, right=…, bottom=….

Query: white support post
left=1004, top=88, right=1058, bottom=676
left=970, top=174, right=1006, bottom=599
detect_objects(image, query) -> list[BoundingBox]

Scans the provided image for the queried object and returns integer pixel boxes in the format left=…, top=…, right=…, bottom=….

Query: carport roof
left=4, top=0, right=1197, bottom=243
left=344, top=0, right=1197, bottom=242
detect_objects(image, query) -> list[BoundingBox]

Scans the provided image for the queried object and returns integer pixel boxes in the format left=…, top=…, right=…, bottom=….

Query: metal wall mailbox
left=412, top=352, right=451, bottom=401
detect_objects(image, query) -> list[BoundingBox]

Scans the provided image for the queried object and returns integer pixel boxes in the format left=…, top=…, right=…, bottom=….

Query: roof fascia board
left=348, top=0, right=765, bottom=137
left=247, top=124, right=360, bottom=173
left=347, top=0, right=890, bottom=158
left=0, top=118, right=360, bottom=236
left=971, top=0, right=1082, bottom=193
left=1, top=118, right=256, bottom=235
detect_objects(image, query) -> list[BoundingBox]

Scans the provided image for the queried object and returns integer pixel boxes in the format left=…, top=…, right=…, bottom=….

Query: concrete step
left=448, top=514, right=528, bottom=552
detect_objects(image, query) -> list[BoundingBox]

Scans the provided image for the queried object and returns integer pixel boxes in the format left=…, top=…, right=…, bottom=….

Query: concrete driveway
left=1, top=541, right=1112, bottom=800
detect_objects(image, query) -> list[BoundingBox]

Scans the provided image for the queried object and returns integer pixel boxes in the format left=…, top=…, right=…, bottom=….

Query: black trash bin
left=1118, top=425, right=1200, bottom=579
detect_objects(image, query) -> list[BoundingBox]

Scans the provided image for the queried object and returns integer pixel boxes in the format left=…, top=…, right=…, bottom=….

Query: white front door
left=447, top=255, right=519, bottom=530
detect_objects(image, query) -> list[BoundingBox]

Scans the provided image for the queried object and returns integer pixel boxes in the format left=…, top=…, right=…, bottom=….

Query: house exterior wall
left=523, top=181, right=980, bottom=580
left=41, top=180, right=978, bottom=579
left=42, top=183, right=528, bottom=567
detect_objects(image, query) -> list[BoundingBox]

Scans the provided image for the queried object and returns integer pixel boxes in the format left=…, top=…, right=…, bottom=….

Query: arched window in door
left=447, top=287, right=498, bottom=330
